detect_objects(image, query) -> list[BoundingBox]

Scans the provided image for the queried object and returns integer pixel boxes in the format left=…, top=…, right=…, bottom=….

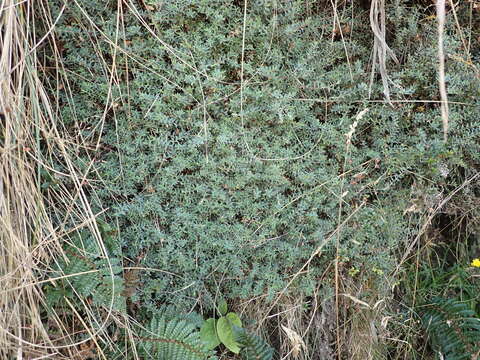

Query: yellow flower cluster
left=471, top=258, right=480, bottom=268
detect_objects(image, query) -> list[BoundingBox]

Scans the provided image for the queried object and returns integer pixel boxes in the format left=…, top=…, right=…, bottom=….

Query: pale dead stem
left=333, top=108, right=369, bottom=359
left=436, top=0, right=449, bottom=142
left=330, top=0, right=353, bottom=82
left=291, top=98, right=473, bottom=106
left=369, top=0, right=399, bottom=106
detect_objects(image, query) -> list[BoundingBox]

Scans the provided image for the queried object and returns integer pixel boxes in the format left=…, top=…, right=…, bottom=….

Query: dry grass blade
left=0, top=2, right=57, bottom=357
left=0, top=1, right=120, bottom=358
left=369, top=0, right=398, bottom=105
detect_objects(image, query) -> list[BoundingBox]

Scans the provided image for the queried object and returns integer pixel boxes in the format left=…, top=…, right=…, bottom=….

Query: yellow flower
left=470, top=258, right=480, bottom=268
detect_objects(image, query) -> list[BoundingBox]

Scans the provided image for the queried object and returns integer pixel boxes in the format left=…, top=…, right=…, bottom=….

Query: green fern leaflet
left=421, top=297, right=480, bottom=360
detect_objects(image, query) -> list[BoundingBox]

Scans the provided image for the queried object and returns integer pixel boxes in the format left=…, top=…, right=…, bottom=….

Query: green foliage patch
left=45, top=224, right=126, bottom=314
left=136, top=312, right=215, bottom=360
left=39, top=0, right=480, bottom=357
left=421, top=297, right=480, bottom=360
left=47, top=0, right=480, bottom=308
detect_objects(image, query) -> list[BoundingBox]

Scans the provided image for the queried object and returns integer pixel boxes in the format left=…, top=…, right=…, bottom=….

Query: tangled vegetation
left=1, top=0, right=479, bottom=359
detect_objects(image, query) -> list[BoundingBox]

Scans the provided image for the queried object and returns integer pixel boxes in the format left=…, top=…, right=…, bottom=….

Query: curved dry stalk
left=368, top=0, right=398, bottom=106
left=0, top=1, right=121, bottom=358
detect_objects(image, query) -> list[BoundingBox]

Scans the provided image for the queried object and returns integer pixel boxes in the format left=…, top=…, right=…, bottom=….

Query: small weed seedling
left=200, top=299, right=243, bottom=354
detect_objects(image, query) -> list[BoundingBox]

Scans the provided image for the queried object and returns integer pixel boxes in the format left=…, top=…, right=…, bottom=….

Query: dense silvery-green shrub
left=45, top=0, right=479, bottom=313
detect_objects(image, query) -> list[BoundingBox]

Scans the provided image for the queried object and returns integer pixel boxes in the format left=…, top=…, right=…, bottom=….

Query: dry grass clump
left=1, top=2, right=55, bottom=357
left=342, top=276, right=391, bottom=360
left=237, top=288, right=337, bottom=360
left=0, top=1, right=116, bottom=358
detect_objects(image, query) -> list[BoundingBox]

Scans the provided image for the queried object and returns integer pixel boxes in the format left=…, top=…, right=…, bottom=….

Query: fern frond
left=421, top=297, right=480, bottom=360
left=137, top=314, right=215, bottom=360
left=51, top=231, right=126, bottom=312
left=235, top=328, right=274, bottom=360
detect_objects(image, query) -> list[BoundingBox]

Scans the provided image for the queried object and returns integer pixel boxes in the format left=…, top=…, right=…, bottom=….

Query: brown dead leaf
left=281, top=325, right=306, bottom=358
left=122, top=268, right=140, bottom=298
left=332, top=24, right=351, bottom=40
left=350, top=172, right=367, bottom=185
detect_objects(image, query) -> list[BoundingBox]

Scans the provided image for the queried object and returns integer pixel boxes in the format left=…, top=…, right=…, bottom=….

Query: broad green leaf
left=217, top=316, right=241, bottom=354
left=200, top=318, right=220, bottom=350
left=218, top=299, right=228, bottom=316
left=226, top=312, right=242, bottom=328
